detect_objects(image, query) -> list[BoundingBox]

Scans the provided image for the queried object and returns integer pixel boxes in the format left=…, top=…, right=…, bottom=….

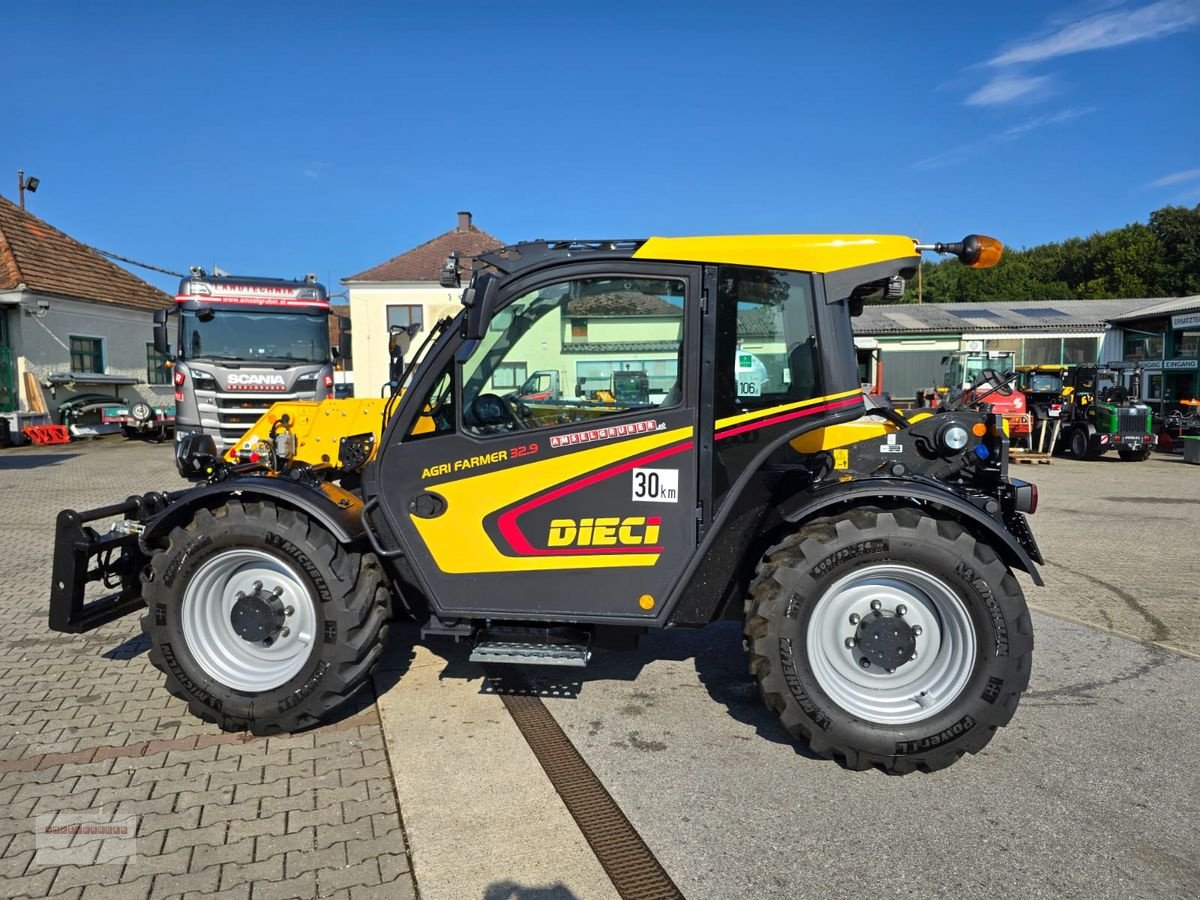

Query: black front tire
left=744, top=506, right=1033, bottom=774
left=141, top=499, right=390, bottom=735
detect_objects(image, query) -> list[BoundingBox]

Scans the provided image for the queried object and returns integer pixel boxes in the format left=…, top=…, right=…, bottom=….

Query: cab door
left=373, top=262, right=702, bottom=623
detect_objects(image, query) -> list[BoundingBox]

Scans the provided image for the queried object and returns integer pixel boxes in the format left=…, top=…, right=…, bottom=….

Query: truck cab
left=154, top=271, right=335, bottom=449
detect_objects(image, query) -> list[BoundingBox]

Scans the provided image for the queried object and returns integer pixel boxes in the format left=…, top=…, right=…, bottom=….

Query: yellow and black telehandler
left=50, top=232, right=1041, bottom=773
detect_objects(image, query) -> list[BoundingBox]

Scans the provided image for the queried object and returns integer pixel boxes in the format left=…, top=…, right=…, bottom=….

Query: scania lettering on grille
left=225, top=374, right=288, bottom=391
left=547, top=516, right=661, bottom=548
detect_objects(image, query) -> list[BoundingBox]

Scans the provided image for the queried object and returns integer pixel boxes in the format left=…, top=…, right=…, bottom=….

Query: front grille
left=1117, top=410, right=1147, bottom=434
left=206, top=390, right=312, bottom=447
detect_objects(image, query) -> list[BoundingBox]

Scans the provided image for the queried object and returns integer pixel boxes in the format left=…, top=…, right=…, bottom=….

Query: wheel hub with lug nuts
left=853, top=609, right=918, bottom=672
left=229, top=581, right=292, bottom=644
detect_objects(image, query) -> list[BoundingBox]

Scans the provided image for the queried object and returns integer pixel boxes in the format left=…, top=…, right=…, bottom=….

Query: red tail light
left=1012, top=481, right=1038, bottom=514
left=323, top=373, right=334, bottom=389
left=174, top=370, right=186, bottom=386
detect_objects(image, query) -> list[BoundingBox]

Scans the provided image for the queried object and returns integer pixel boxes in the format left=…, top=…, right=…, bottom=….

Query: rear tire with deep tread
left=744, top=506, right=1033, bottom=773
left=141, top=499, right=390, bottom=735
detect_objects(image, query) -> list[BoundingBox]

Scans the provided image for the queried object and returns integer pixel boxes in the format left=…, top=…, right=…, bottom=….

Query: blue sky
left=5, top=0, right=1198, bottom=294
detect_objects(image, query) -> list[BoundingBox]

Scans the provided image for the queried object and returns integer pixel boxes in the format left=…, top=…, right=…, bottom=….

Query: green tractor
left=1059, top=363, right=1156, bottom=461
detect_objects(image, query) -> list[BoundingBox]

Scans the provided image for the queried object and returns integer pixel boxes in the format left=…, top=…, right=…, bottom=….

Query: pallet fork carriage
left=50, top=231, right=1042, bottom=774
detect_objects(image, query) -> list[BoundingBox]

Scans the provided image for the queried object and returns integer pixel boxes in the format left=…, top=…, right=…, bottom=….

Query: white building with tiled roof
left=342, top=211, right=503, bottom=397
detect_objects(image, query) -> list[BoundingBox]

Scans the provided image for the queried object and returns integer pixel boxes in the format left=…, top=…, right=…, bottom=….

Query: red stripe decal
left=497, top=442, right=689, bottom=556
left=716, top=395, right=862, bottom=440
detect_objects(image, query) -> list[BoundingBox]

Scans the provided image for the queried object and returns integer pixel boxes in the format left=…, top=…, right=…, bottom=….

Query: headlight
left=190, top=371, right=218, bottom=392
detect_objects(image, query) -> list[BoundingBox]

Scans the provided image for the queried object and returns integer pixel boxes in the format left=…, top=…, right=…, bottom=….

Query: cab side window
left=460, top=275, right=686, bottom=436
left=715, top=266, right=821, bottom=418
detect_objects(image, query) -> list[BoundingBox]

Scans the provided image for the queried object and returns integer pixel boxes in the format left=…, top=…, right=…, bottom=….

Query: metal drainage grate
left=488, top=668, right=684, bottom=900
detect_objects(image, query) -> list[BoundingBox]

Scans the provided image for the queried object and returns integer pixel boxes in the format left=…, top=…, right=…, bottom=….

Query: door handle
left=409, top=492, right=447, bottom=519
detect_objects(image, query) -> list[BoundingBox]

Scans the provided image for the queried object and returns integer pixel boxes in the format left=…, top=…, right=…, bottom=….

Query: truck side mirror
left=330, top=346, right=341, bottom=361
left=153, top=324, right=170, bottom=356
left=153, top=308, right=168, bottom=325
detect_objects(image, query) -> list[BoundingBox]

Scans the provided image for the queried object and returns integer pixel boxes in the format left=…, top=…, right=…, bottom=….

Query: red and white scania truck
left=153, top=270, right=335, bottom=450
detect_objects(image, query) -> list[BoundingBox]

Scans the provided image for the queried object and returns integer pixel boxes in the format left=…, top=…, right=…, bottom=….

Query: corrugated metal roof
left=1107, top=295, right=1200, bottom=321
left=854, top=298, right=1156, bottom=335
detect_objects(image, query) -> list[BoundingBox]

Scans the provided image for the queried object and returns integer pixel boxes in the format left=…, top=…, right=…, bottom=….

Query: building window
left=571, top=318, right=588, bottom=340
left=70, top=336, right=104, bottom=374
left=1177, top=332, right=1199, bottom=357
left=492, top=362, right=528, bottom=390
left=146, top=343, right=171, bottom=385
left=1124, top=334, right=1162, bottom=361
left=1062, top=338, right=1098, bottom=365
left=387, top=305, right=424, bottom=331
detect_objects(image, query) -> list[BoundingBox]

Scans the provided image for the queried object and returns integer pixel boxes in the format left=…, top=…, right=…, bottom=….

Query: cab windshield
left=181, top=310, right=330, bottom=364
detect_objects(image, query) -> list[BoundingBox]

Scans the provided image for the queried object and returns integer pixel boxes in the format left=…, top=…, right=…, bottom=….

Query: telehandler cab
left=50, top=232, right=1040, bottom=774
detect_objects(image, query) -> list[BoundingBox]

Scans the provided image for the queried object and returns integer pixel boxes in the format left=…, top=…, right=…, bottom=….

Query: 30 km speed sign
left=631, top=468, right=679, bottom=503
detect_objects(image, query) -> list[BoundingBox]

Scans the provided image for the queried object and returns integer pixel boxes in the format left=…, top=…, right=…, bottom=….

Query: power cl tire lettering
left=140, top=499, right=389, bottom=735
left=744, top=506, right=1033, bottom=773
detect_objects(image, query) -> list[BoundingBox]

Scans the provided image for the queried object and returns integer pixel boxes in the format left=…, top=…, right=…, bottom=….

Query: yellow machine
left=53, top=231, right=1044, bottom=776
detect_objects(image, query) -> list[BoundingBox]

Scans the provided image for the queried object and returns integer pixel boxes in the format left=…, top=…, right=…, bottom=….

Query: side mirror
left=330, top=345, right=341, bottom=361
left=153, top=308, right=168, bottom=325
left=153, top=324, right=170, bottom=356
left=465, top=274, right=498, bottom=341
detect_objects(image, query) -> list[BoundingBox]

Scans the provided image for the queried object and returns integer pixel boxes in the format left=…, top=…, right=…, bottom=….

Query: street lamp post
left=17, top=170, right=40, bottom=210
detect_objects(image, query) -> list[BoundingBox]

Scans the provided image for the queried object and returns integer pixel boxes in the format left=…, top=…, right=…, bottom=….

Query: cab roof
left=634, top=234, right=919, bottom=274
left=478, top=234, right=919, bottom=277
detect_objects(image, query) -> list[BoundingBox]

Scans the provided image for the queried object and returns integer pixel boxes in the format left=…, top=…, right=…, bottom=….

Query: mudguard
left=777, top=478, right=1045, bottom=587
left=140, top=476, right=366, bottom=550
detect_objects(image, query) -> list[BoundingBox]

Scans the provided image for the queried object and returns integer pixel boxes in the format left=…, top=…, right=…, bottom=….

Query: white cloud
left=914, top=107, right=1096, bottom=170
left=1149, top=167, right=1200, bottom=187
left=1001, top=106, right=1096, bottom=136
left=303, top=169, right=320, bottom=179
left=988, top=0, right=1199, bottom=66
left=966, top=74, right=1054, bottom=106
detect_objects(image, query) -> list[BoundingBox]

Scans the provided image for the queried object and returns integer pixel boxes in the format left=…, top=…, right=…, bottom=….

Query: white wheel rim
left=181, top=548, right=318, bottom=693
left=805, top=563, right=977, bottom=725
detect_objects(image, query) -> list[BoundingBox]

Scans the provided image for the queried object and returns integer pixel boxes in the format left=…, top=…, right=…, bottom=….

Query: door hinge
left=700, top=289, right=709, bottom=314
left=695, top=502, right=705, bottom=541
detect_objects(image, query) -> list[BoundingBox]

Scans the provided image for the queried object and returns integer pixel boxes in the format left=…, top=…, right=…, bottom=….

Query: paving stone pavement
left=0, top=437, right=417, bottom=899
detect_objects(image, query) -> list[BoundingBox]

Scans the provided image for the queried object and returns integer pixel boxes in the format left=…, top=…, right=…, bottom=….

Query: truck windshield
left=181, top=310, right=329, bottom=363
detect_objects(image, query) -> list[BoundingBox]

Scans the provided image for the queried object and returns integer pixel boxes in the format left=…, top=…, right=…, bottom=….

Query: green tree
left=889, top=204, right=1199, bottom=305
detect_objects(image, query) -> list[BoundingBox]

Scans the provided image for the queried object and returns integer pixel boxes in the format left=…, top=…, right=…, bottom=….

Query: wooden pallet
left=1010, top=452, right=1052, bottom=465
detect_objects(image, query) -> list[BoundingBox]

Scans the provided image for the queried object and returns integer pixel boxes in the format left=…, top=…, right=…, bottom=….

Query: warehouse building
left=853, top=299, right=1156, bottom=401
left=1107, top=296, right=1200, bottom=407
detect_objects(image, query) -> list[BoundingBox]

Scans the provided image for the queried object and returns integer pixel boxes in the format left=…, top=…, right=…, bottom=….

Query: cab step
left=469, top=640, right=591, bottom=668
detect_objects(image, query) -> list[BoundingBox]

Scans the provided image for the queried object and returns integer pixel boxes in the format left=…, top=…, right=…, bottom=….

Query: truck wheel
left=141, top=499, right=389, bottom=735
left=744, top=506, right=1032, bottom=773
left=1069, top=427, right=1089, bottom=458
left=1118, top=448, right=1151, bottom=461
